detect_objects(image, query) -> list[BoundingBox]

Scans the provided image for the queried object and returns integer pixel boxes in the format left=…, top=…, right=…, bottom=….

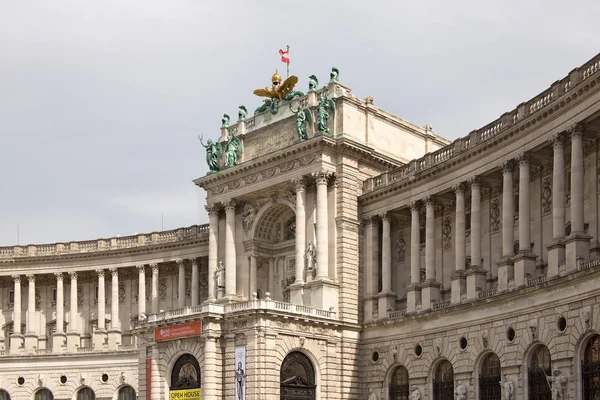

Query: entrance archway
left=389, top=365, right=409, bottom=400
left=432, top=360, right=454, bottom=400
left=280, top=351, right=316, bottom=400
left=170, top=353, right=201, bottom=390
left=479, top=352, right=501, bottom=400
left=528, top=345, right=551, bottom=400
left=582, top=334, right=600, bottom=399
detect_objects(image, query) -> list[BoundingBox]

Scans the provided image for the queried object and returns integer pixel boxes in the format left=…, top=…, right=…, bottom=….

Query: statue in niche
left=308, top=75, right=319, bottom=92
left=409, top=386, right=421, bottom=400
left=454, top=380, right=467, bottom=400
left=329, top=67, right=340, bottom=84
left=216, top=261, right=225, bottom=288
left=305, top=241, right=316, bottom=279
left=242, top=204, right=256, bottom=233
left=238, top=106, right=248, bottom=121
left=546, top=368, right=567, bottom=400
left=500, top=375, right=514, bottom=400
left=367, top=388, right=377, bottom=400
left=290, top=104, right=313, bottom=142
left=198, top=135, right=222, bottom=173
left=221, top=114, right=230, bottom=128
left=316, top=88, right=335, bottom=134
left=224, top=132, right=242, bottom=168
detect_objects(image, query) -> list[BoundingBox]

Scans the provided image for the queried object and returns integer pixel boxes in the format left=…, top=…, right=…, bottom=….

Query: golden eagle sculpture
left=253, top=71, right=299, bottom=101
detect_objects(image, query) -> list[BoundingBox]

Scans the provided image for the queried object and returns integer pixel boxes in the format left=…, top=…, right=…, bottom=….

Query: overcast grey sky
left=1, top=0, right=599, bottom=246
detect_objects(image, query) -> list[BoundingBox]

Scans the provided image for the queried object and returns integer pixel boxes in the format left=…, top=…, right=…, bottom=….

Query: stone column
left=267, top=258, right=274, bottom=295
left=137, top=265, right=146, bottom=316
left=467, top=177, right=486, bottom=299
left=364, top=217, right=378, bottom=320
left=378, top=212, right=395, bottom=318
left=94, top=269, right=107, bottom=348
left=514, top=154, right=537, bottom=286
left=497, top=161, right=515, bottom=291
left=422, top=196, right=440, bottom=309
left=66, top=272, right=80, bottom=352
left=202, top=335, right=218, bottom=399
left=548, top=133, right=566, bottom=277
left=225, top=201, right=237, bottom=297
left=9, top=275, right=23, bottom=354
left=566, top=123, right=591, bottom=270
left=176, top=259, right=186, bottom=308
left=191, top=259, right=199, bottom=306
left=108, top=268, right=121, bottom=349
left=406, top=202, right=421, bottom=313
left=207, top=206, right=219, bottom=302
left=290, top=178, right=306, bottom=304
left=26, top=274, right=36, bottom=333
left=314, top=170, right=330, bottom=279
left=589, top=139, right=600, bottom=258
left=151, top=264, right=159, bottom=313
left=53, top=273, right=66, bottom=353
left=451, top=184, right=466, bottom=304
left=249, top=256, right=257, bottom=299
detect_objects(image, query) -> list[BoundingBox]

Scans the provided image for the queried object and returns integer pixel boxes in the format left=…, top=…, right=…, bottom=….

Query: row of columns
left=369, top=124, right=591, bottom=318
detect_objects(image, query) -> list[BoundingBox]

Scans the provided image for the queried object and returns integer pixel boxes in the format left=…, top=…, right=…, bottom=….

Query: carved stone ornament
left=542, top=177, right=552, bottom=214
left=442, top=216, right=452, bottom=249
left=397, top=232, right=406, bottom=262
left=242, top=203, right=256, bottom=233
left=490, top=199, right=500, bottom=233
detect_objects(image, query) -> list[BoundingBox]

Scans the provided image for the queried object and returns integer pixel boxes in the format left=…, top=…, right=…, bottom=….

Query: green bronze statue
left=238, top=106, right=248, bottom=121
left=283, top=90, right=305, bottom=101
left=290, top=104, right=313, bottom=142
left=308, top=75, right=319, bottom=92
left=198, top=135, right=222, bottom=173
left=224, top=132, right=242, bottom=168
left=254, top=99, right=279, bottom=115
left=316, top=88, right=335, bottom=135
left=221, top=114, right=230, bottom=128
left=329, top=67, right=339, bottom=84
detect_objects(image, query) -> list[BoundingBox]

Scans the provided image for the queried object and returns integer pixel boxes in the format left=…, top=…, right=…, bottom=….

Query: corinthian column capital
left=11, top=275, right=21, bottom=283
left=516, top=152, right=530, bottom=166
left=27, top=274, right=35, bottom=283
left=54, top=272, right=64, bottom=281
left=136, top=264, right=146, bottom=273
left=452, top=183, right=464, bottom=195
left=568, top=122, right=584, bottom=138
left=550, top=132, right=565, bottom=148
left=312, top=169, right=333, bottom=185
left=68, top=272, right=78, bottom=280
left=96, top=269, right=105, bottom=278
left=500, top=160, right=514, bottom=174
left=109, top=268, right=118, bottom=277
left=150, top=263, right=159, bottom=272
left=292, top=177, right=306, bottom=191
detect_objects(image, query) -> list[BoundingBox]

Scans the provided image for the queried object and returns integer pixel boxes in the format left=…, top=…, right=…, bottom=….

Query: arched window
left=34, top=389, right=53, bottom=400
left=171, top=354, right=201, bottom=390
left=433, top=360, right=454, bottom=400
left=582, top=334, right=600, bottom=399
left=77, top=388, right=95, bottom=400
left=479, top=353, right=501, bottom=400
left=118, top=386, right=137, bottom=400
left=389, top=365, right=409, bottom=400
left=528, top=345, right=551, bottom=400
left=0, top=390, right=10, bottom=400
left=280, top=351, right=316, bottom=400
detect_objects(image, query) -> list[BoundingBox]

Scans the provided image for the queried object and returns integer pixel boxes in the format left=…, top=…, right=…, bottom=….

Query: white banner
left=234, top=346, right=246, bottom=400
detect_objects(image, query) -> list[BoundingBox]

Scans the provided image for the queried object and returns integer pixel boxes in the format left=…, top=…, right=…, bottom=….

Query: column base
left=23, top=332, right=38, bottom=352
left=466, top=266, right=487, bottom=300
left=566, top=233, right=591, bottom=271
left=52, top=331, right=67, bottom=353
left=363, top=294, right=377, bottom=322
left=9, top=333, right=23, bottom=355
left=289, top=283, right=304, bottom=305
left=378, top=290, right=396, bottom=319
left=513, top=252, right=537, bottom=287
left=93, top=329, right=108, bottom=349
left=547, top=239, right=565, bottom=278
left=304, top=279, right=339, bottom=313
left=66, top=331, right=81, bottom=352
left=108, top=328, right=122, bottom=350
left=450, top=271, right=466, bottom=304
left=421, top=280, right=441, bottom=311
left=406, top=284, right=421, bottom=313
left=216, top=287, right=225, bottom=299
left=497, top=258, right=514, bottom=292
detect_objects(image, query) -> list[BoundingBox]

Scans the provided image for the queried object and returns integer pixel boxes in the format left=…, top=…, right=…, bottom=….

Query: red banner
left=155, top=321, right=202, bottom=341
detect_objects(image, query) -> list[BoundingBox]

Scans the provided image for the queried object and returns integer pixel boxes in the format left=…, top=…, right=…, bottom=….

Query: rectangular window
left=465, top=212, right=472, bottom=232
left=9, top=290, right=14, bottom=304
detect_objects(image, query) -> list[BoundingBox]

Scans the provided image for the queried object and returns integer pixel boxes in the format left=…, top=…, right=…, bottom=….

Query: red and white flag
left=279, top=47, right=290, bottom=65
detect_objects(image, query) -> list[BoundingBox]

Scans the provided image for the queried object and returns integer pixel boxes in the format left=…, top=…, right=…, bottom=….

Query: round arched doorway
left=170, top=353, right=201, bottom=390
left=479, top=352, right=501, bottom=400
left=432, top=360, right=454, bottom=400
left=389, top=365, right=409, bottom=400
left=528, top=345, right=551, bottom=400
left=280, top=351, right=316, bottom=400
left=582, top=334, right=600, bottom=399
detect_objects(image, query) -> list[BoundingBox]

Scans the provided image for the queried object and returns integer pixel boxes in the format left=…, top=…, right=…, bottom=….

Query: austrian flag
left=279, top=48, right=290, bottom=64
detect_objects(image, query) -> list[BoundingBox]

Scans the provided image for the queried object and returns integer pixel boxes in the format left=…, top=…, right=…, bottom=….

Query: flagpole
left=286, top=44, right=290, bottom=78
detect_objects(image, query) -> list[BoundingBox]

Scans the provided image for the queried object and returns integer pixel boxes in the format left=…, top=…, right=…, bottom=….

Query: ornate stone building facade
left=1, top=56, right=600, bottom=400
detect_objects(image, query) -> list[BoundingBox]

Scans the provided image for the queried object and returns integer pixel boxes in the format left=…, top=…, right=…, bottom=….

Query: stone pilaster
left=514, top=153, right=537, bottom=286
left=548, top=133, right=566, bottom=277
left=24, top=275, right=37, bottom=352
left=207, top=205, right=219, bottom=302
left=249, top=256, right=257, bottom=299
left=451, top=184, right=466, bottom=304
left=363, top=217, right=378, bottom=321
left=225, top=201, right=237, bottom=297
left=467, top=177, right=486, bottom=299
left=498, top=161, right=515, bottom=291
left=66, top=272, right=80, bottom=352
left=566, top=123, right=591, bottom=271
left=108, top=268, right=121, bottom=349
left=93, top=269, right=107, bottom=348
left=290, top=178, right=306, bottom=304
left=177, top=259, right=186, bottom=308
left=406, top=202, right=421, bottom=313
left=378, top=212, right=395, bottom=318
left=150, top=264, right=159, bottom=313
left=422, top=196, right=440, bottom=308
left=202, top=335, right=218, bottom=400
left=314, top=170, right=331, bottom=279
left=137, top=265, right=146, bottom=316
left=191, top=259, right=199, bottom=306
left=53, top=273, right=66, bottom=353
left=10, top=275, right=23, bottom=354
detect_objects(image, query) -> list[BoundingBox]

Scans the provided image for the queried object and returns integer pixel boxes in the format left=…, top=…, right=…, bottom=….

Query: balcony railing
left=0, top=224, right=209, bottom=259
left=579, top=256, right=600, bottom=271
left=364, top=52, right=600, bottom=195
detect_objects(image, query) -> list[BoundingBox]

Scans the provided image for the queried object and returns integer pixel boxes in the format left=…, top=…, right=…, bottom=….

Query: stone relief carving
left=454, top=380, right=467, bottom=400
left=582, top=310, right=591, bottom=330
left=490, top=199, right=500, bottom=233
left=442, top=216, right=452, bottom=249
left=77, top=288, right=84, bottom=307
left=546, top=368, right=567, bottom=400
left=119, top=282, right=125, bottom=304
left=500, top=375, right=514, bottom=400
left=242, top=204, right=257, bottom=233
left=409, top=385, right=421, bottom=400
left=159, top=277, right=167, bottom=301
left=397, top=232, right=405, bottom=262
left=542, top=177, right=552, bottom=214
